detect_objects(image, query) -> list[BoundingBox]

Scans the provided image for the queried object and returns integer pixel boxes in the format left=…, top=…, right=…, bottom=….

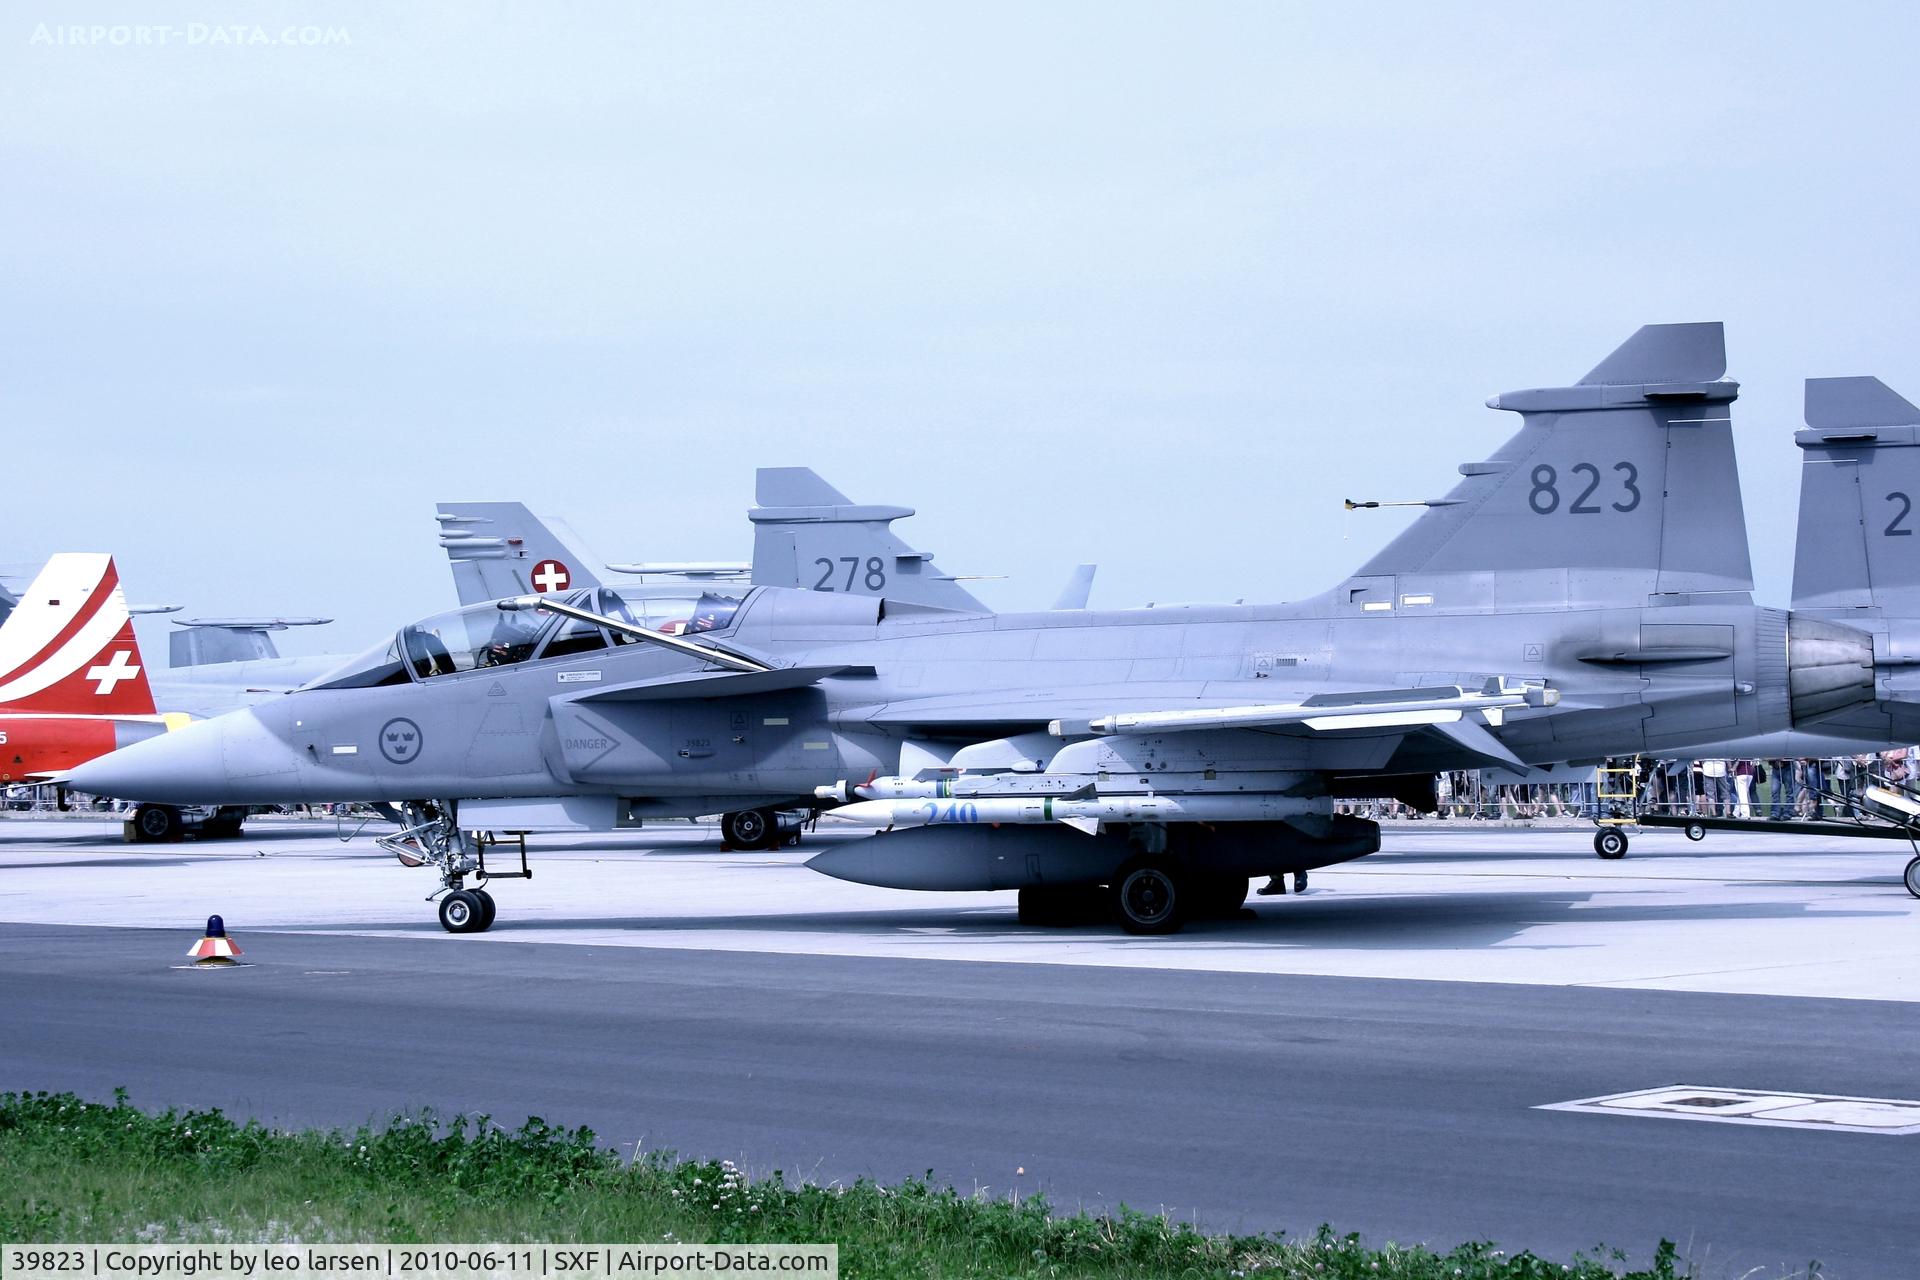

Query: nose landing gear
left=377, top=801, right=530, bottom=933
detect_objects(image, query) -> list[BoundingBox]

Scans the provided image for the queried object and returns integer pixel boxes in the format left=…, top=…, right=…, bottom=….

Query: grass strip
left=1, top=1090, right=1716, bottom=1278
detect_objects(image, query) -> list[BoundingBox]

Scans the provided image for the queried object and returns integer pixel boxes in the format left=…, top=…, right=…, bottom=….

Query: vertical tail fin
left=750, top=468, right=989, bottom=612
left=1791, top=376, right=1920, bottom=616
left=0, top=554, right=157, bottom=715
left=1051, top=564, right=1098, bottom=611
left=436, top=502, right=606, bottom=606
left=1340, top=322, right=1752, bottom=612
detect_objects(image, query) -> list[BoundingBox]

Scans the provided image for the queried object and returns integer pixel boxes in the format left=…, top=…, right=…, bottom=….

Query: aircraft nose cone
left=65, top=709, right=301, bottom=804
left=64, top=715, right=229, bottom=803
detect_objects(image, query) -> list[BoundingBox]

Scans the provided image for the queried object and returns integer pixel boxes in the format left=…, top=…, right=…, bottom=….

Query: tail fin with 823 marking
left=1341, top=322, right=1752, bottom=612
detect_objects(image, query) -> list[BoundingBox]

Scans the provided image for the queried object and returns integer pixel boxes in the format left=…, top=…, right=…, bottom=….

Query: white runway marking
left=1541, top=1085, right=1920, bottom=1135
left=1, top=817, right=1915, bottom=1001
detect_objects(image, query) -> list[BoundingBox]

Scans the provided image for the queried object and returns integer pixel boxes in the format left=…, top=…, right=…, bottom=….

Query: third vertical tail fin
left=1792, top=376, right=1920, bottom=617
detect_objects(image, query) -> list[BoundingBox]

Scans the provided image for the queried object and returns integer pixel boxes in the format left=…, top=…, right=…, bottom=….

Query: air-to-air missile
left=817, top=677, right=1564, bottom=830
left=816, top=792, right=1330, bottom=835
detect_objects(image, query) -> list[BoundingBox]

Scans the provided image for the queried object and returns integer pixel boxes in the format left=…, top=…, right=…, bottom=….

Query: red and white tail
left=0, top=554, right=157, bottom=716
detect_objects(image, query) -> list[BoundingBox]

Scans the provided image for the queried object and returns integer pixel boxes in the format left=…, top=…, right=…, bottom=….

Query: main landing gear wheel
left=721, top=808, right=776, bottom=850
left=1594, top=829, right=1629, bottom=860
left=1112, top=858, right=1187, bottom=935
left=129, top=804, right=183, bottom=844
left=438, top=889, right=491, bottom=934
left=1684, top=823, right=1707, bottom=842
left=472, top=889, right=497, bottom=930
left=1904, top=856, right=1920, bottom=900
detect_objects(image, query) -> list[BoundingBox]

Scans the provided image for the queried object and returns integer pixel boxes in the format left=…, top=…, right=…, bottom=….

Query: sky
left=4, top=1, right=1919, bottom=661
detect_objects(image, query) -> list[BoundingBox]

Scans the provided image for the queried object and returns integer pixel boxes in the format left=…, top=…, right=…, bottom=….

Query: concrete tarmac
left=2, top=817, right=1914, bottom=999
left=2, top=817, right=1918, bottom=1277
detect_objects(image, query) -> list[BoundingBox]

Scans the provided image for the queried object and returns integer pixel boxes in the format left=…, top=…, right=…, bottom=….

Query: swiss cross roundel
left=530, top=559, right=571, bottom=593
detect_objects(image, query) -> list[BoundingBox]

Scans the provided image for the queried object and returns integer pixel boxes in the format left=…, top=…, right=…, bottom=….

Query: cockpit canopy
left=303, top=588, right=747, bottom=690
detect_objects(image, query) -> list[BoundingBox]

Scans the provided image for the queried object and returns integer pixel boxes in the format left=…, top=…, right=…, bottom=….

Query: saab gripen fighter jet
left=67, top=324, right=1881, bottom=934
left=1612, top=373, right=1920, bottom=895
left=1626, top=374, right=1920, bottom=763
left=1781, top=375, right=1920, bottom=745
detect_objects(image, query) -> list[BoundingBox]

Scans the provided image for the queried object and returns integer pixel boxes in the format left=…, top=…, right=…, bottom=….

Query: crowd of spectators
left=13, top=750, right=1920, bottom=826
left=1346, top=749, right=1920, bottom=821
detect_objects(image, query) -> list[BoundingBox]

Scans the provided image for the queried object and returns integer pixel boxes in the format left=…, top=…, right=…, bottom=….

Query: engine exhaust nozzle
left=1786, top=614, right=1875, bottom=725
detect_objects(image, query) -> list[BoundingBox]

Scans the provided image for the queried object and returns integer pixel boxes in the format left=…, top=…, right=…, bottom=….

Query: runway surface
left=3, top=816, right=1917, bottom=1277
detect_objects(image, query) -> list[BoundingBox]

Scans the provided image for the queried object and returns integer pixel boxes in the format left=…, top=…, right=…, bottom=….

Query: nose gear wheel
left=377, top=802, right=523, bottom=932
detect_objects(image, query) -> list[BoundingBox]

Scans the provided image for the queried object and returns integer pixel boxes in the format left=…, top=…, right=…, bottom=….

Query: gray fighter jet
left=1609, top=374, right=1920, bottom=765
left=66, top=323, right=1880, bottom=934
left=1787, top=375, right=1920, bottom=741
left=1592, top=374, right=1920, bottom=890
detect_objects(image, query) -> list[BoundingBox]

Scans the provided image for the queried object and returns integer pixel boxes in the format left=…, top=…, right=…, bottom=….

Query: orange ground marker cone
left=186, top=914, right=243, bottom=965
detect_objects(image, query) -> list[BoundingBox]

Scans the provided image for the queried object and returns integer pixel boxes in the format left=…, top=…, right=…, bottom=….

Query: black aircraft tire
left=438, top=890, right=486, bottom=934
left=473, top=889, right=497, bottom=931
left=1017, top=885, right=1103, bottom=927
left=721, top=809, right=775, bottom=850
left=1684, top=823, right=1707, bottom=842
left=131, top=804, right=184, bottom=844
left=1904, top=856, right=1920, bottom=901
left=1594, top=829, right=1628, bottom=860
left=1187, top=873, right=1250, bottom=919
left=1112, top=858, right=1187, bottom=935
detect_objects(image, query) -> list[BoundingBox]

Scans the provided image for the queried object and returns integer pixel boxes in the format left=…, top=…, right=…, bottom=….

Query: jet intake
left=1786, top=614, right=1875, bottom=725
